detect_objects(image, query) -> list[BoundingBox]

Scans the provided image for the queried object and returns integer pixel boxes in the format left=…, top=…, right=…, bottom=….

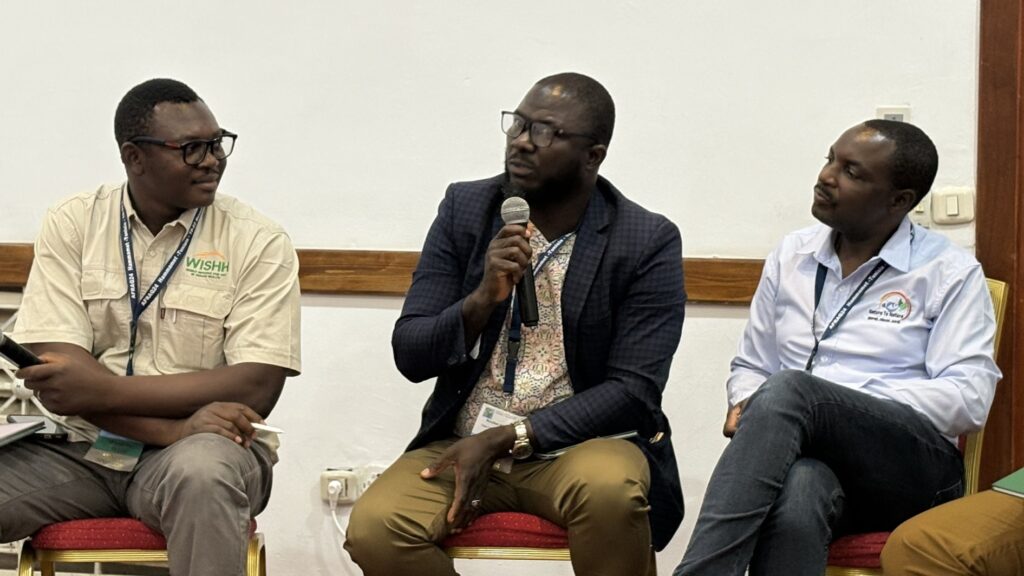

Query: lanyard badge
left=84, top=187, right=204, bottom=472
left=805, top=260, right=889, bottom=372
left=502, top=232, right=574, bottom=399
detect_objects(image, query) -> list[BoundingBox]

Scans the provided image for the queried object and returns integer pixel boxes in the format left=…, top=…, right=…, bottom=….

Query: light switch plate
left=876, top=105, right=911, bottom=123
left=909, top=194, right=931, bottom=228
left=931, top=186, right=974, bottom=225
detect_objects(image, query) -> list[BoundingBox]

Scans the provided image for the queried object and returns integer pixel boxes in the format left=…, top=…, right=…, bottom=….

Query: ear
left=584, top=144, right=608, bottom=172
left=891, top=188, right=918, bottom=215
left=120, top=142, right=146, bottom=176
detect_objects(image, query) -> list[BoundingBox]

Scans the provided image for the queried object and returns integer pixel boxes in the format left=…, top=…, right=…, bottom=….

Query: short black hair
left=864, top=119, right=938, bottom=205
left=536, top=72, right=615, bottom=147
left=114, top=79, right=201, bottom=145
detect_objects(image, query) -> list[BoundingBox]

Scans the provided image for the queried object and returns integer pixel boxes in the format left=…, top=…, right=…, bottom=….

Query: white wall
left=0, top=2, right=980, bottom=575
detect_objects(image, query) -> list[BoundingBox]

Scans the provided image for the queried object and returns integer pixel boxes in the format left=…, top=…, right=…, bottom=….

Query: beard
left=501, top=164, right=582, bottom=209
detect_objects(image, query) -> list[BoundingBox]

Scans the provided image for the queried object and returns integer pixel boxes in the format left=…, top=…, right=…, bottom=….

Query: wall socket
left=320, top=468, right=359, bottom=503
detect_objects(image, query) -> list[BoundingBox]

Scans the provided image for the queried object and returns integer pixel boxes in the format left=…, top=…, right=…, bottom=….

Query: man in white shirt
left=673, top=120, right=1001, bottom=576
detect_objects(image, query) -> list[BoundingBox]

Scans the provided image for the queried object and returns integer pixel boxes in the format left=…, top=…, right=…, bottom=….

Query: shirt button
left=147, top=250, right=157, bottom=257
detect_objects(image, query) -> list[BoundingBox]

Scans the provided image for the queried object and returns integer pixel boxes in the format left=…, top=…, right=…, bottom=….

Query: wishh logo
left=185, top=250, right=230, bottom=280
left=867, top=291, right=912, bottom=324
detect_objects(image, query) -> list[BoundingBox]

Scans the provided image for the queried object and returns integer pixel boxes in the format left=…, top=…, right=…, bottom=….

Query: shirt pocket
left=80, top=269, right=130, bottom=354
left=156, top=284, right=233, bottom=372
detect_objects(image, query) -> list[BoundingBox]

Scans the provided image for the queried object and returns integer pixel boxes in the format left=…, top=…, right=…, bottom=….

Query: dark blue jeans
left=674, top=370, right=964, bottom=576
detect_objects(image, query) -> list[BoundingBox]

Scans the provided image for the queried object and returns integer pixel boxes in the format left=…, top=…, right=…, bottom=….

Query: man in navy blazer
left=346, top=72, right=685, bottom=576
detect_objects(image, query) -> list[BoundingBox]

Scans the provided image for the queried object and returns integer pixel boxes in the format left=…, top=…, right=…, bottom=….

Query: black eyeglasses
left=129, top=131, right=237, bottom=167
left=501, top=111, right=594, bottom=148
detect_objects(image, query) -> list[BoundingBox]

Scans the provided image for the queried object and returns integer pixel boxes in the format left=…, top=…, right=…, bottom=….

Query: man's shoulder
left=911, top=224, right=979, bottom=268
left=48, top=183, right=121, bottom=217
left=207, top=193, right=289, bottom=238
left=597, top=177, right=678, bottom=233
left=444, top=175, right=504, bottom=207
left=771, top=223, right=829, bottom=260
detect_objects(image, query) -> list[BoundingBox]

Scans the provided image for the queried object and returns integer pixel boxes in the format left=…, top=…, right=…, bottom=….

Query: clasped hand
left=176, top=401, right=263, bottom=448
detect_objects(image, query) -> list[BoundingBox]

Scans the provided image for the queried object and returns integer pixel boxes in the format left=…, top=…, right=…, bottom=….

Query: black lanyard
left=119, top=190, right=203, bottom=376
left=804, top=260, right=889, bottom=372
left=502, top=232, right=574, bottom=396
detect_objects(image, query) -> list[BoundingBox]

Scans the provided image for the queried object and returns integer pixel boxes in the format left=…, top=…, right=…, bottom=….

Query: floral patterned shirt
left=454, top=225, right=576, bottom=436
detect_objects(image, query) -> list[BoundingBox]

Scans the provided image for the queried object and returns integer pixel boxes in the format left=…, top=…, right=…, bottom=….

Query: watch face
left=511, top=441, right=533, bottom=460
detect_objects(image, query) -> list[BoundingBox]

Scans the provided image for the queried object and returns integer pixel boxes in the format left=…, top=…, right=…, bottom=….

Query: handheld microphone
left=0, top=334, right=42, bottom=368
left=500, top=196, right=539, bottom=327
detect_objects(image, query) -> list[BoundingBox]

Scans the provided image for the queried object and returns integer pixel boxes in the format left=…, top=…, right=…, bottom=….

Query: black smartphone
left=6, top=415, right=67, bottom=441
left=0, top=334, right=42, bottom=368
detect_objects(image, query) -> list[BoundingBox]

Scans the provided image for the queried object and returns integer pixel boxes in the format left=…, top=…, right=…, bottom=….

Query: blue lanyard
left=805, top=260, right=889, bottom=371
left=119, top=189, right=204, bottom=376
left=502, top=232, right=574, bottom=396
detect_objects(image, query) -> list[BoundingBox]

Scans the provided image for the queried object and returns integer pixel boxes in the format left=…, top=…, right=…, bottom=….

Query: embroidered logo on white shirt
left=867, top=291, right=912, bottom=324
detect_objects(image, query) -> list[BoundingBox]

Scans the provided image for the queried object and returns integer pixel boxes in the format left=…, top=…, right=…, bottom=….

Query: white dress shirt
left=728, top=217, right=1001, bottom=440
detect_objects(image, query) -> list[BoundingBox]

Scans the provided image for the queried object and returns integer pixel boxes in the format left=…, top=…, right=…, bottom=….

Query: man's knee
left=346, top=458, right=441, bottom=559
left=747, top=369, right=818, bottom=414
left=158, top=434, right=256, bottom=498
left=558, top=439, right=650, bottom=516
left=881, top=520, right=932, bottom=574
left=345, top=492, right=389, bottom=556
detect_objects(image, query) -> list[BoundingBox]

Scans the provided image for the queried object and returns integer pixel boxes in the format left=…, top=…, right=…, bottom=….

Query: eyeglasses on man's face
left=129, top=131, right=237, bottom=167
left=501, top=111, right=594, bottom=148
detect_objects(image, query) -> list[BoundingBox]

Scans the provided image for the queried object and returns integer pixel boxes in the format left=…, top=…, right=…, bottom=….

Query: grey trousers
left=675, top=370, right=963, bottom=576
left=0, top=433, right=274, bottom=576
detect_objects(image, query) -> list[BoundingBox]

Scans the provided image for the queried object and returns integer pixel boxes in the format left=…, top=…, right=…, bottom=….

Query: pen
left=251, top=422, right=284, bottom=434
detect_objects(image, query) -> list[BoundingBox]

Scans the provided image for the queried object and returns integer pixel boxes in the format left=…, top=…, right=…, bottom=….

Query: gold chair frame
left=826, top=278, right=1008, bottom=576
left=16, top=531, right=266, bottom=576
left=446, top=544, right=571, bottom=561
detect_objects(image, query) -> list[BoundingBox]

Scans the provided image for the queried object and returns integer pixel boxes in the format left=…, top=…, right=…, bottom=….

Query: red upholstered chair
left=16, top=517, right=266, bottom=576
left=825, top=278, right=1007, bottom=576
left=443, top=511, right=570, bottom=561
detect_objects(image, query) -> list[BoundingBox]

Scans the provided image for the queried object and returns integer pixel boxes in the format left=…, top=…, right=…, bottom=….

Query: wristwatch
left=510, top=420, right=533, bottom=460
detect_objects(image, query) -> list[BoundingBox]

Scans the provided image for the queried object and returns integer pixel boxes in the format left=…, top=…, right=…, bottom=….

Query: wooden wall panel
left=976, top=0, right=1024, bottom=489
left=0, top=244, right=762, bottom=304
left=0, top=244, right=32, bottom=290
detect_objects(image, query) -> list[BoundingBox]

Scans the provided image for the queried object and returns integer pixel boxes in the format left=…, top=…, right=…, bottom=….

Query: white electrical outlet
left=320, top=468, right=359, bottom=503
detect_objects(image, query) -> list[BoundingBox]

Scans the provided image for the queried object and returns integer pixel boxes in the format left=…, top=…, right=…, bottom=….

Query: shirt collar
left=122, top=181, right=199, bottom=232
left=876, top=217, right=914, bottom=273
left=800, top=216, right=914, bottom=273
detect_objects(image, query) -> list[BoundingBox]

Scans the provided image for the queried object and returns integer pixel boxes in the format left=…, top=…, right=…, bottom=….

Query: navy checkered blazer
left=393, top=174, right=686, bottom=550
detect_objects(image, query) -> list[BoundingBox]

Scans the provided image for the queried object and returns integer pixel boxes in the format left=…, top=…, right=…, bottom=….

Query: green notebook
left=992, top=466, right=1024, bottom=498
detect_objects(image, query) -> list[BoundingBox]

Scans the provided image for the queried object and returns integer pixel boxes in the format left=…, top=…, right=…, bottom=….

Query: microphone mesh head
left=501, top=196, right=530, bottom=225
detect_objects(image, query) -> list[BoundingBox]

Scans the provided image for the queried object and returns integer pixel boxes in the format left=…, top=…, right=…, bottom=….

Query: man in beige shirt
left=0, top=78, right=301, bottom=576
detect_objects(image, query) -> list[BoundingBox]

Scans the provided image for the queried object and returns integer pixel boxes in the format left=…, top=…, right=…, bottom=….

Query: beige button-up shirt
left=12, top=182, right=302, bottom=451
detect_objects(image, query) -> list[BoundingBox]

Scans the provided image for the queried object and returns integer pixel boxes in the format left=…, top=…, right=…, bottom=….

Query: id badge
left=472, top=402, right=521, bottom=474
left=84, top=430, right=144, bottom=472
